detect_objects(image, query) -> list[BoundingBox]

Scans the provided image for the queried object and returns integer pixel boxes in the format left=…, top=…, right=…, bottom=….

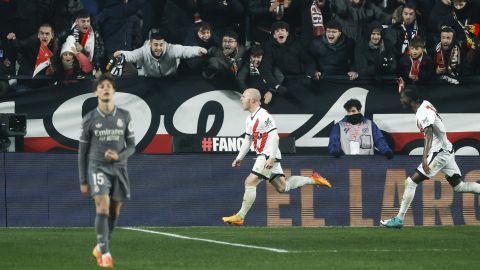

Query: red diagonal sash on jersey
left=33, top=42, right=53, bottom=77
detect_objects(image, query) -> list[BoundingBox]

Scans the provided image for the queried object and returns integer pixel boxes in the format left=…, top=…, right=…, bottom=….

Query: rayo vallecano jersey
left=245, top=107, right=281, bottom=159
left=80, top=107, right=135, bottom=165
left=416, top=100, right=452, bottom=154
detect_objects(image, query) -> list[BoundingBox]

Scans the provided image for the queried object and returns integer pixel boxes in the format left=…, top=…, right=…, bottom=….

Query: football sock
left=95, top=213, right=110, bottom=254
left=237, top=186, right=256, bottom=219
left=108, top=214, right=117, bottom=241
left=397, top=177, right=417, bottom=220
left=284, top=176, right=314, bottom=192
left=453, top=181, right=480, bottom=193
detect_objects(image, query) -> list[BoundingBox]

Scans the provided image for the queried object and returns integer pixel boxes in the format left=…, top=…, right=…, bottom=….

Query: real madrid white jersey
left=245, top=107, right=282, bottom=159
left=416, top=100, right=453, bottom=154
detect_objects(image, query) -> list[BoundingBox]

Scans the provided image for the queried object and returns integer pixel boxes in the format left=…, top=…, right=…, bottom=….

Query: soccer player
left=381, top=86, right=480, bottom=228
left=222, top=88, right=332, bottom=226
left=78, top=74, right=135, bottom=267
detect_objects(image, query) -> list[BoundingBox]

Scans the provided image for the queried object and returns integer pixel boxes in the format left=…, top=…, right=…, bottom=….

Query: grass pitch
left=0, top=226, right=478, bottom=270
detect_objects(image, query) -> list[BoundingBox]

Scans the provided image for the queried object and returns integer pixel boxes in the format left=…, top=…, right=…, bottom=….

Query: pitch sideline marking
left=122, top=227, right=290, bottom=253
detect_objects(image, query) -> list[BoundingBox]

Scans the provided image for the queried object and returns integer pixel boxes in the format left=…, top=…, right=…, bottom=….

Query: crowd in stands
left=1, top=0, right=480, bottom=97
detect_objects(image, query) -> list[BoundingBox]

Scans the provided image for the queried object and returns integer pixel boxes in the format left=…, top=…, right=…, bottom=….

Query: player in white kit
left=381, top=87, right=480, bottom=228
left=222, top=88, right=332, bottom=225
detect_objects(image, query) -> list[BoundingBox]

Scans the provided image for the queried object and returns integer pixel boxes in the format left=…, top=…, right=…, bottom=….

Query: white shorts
left=416, top=149, right=461, bottom=179
left=251, top=155, right=284, bottom=181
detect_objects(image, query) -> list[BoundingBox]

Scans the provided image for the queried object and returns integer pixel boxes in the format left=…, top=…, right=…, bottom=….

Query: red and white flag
left=33, top=42, right=53, bottom=78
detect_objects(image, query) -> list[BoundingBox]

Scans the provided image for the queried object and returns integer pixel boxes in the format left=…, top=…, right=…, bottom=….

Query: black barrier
left=0, top=76, right=479, bottom=154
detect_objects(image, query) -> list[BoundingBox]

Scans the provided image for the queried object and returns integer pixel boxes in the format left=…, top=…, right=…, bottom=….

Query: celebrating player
left=222, top=88, right=332, bottom=226
left=78, top=74, right=135, bottom=267
left=381, top=86, right=480, bottom=228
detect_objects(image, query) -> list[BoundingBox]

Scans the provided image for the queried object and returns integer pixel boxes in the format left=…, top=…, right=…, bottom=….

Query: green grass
left=0, top=226, right=479, bottom=270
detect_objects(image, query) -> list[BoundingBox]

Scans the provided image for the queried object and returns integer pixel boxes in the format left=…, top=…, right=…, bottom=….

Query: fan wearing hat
left=48, top=35, right=93, bottom=83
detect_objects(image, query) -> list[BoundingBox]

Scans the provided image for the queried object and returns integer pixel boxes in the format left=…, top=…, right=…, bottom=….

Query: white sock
left=397, top=177, right=417, bottom=220
left=453, top=181, right=480, bottom=193
left=237, top=186, right=256, bottom=219
left=284, top=176, right=314, bottom=192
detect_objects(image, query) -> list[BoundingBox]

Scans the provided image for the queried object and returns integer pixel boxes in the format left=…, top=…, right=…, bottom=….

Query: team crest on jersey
left=363, top=127, right=369, bottom=133
left=264, top=118, right=272, bottom=129
left=117, top=118, right=124, bottom=128
left=95, top=123, right=102, bottom=128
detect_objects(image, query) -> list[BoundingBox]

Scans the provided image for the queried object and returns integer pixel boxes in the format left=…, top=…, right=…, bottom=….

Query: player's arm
left=233, top=134, right=251, bottom=167
left=107, top=114, right=136, bottom=162
left=78, top=117, right=91, bottom=196
left=422, top=125, right=433, bottom=174
left=265, top=129, right=279, bottom=169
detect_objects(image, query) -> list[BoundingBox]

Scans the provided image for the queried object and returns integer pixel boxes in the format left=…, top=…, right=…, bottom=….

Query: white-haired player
left=222, top=88, right=332, bottom=225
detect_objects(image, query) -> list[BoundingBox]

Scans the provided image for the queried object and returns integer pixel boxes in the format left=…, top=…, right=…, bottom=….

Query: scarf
left=72, top=23, right=95, bottom=61
left=435, top=42, right=460, bottom=76
left=33, top=42, right=53, bottom=77
left=368, top=40, right=385, bottom=53
left=452, top=10, right=480, bottom=49
left=409, top=54, right=423, bottom=78
left=311, top=2, right=325, bottom=37
left=270, top=0, right=284, bottom=20
left=401, top=20, right=418, bottom=54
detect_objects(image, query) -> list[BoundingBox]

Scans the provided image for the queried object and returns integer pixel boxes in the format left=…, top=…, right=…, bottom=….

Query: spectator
left=356, top=24, right=397, bottom=79
left=203, top=30, right=246, bottom=79
left=433, top=26, right=462, bottom=84
left=97, top=0, right=145, bottom=58
left=310, top=20, right=358, bottom=80
left=300, top=0, right=333, bottom=47
left=236, top=45, right=286, bottom=105
left=6, top=24, right=58, bottom=77
left=47, top=35, right=93, bottom=84
left=114, top=32, right=207, bottom=78
left=385, top=2, right=427, bottom=58
left=58, top=9, right=104, bottom=74
left=183, top=22, right=220, bottom=74
left=398, top=35, right=433, bottom=83
left=249, top=0, right=301, bottom=43
left=328, top=98, right=393, bottom=158
left=330, top=0, right=391, bottom=44
left=263, top=21, right=320, bottom=88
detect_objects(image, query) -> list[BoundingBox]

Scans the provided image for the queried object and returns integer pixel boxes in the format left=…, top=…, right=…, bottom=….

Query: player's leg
left=222, top=173, right=263, bottom=225
left=270, top=162, right=331, bottom=193
left=443, top=154, right=480, bottom=193
left=381, top=153, right=439, bottom=228
left=89, top=167, right=114, bottom=267
left=108, top=200, right=122, bottom=241
left=93, top=194, right=112, bottom=263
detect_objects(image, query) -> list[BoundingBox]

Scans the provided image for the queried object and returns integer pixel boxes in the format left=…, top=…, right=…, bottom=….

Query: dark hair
left=196, top=22, right=212, bottom=32
left=343, top=99, right=362, bottom=111
left=440, top=25, right=456, bottom=36
left=408, top=35, right=425, bottom=48
left=223, top=30, right=238, bottom=41
left=150, top=32, right=164, bottom=41
left=38, top=23, right=54, bottom=35
left=402, top=2, right=417, bottom=11
left=325, top=20, right=342, bottom=32
left=75, top=9, right=91, bottom=19
left=402, top=87, right=420, bottom=102
left=249, top=44, right=264, bottom=57
left=93, top=73, right=116, bottom=92
left=271, top=21, right=290, bottom=33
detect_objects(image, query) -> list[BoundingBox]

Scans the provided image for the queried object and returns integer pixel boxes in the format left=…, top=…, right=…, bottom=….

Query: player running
left=222, top=88, right=332, bottom=226
left=381, top=85, right=480, bottom=228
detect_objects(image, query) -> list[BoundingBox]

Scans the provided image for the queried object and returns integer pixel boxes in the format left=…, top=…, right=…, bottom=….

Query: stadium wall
left=1, top=153, right=479, bottom=227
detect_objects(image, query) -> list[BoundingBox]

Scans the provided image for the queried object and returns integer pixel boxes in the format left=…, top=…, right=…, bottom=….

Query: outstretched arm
left=233, top=134, right=252, bottom=167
